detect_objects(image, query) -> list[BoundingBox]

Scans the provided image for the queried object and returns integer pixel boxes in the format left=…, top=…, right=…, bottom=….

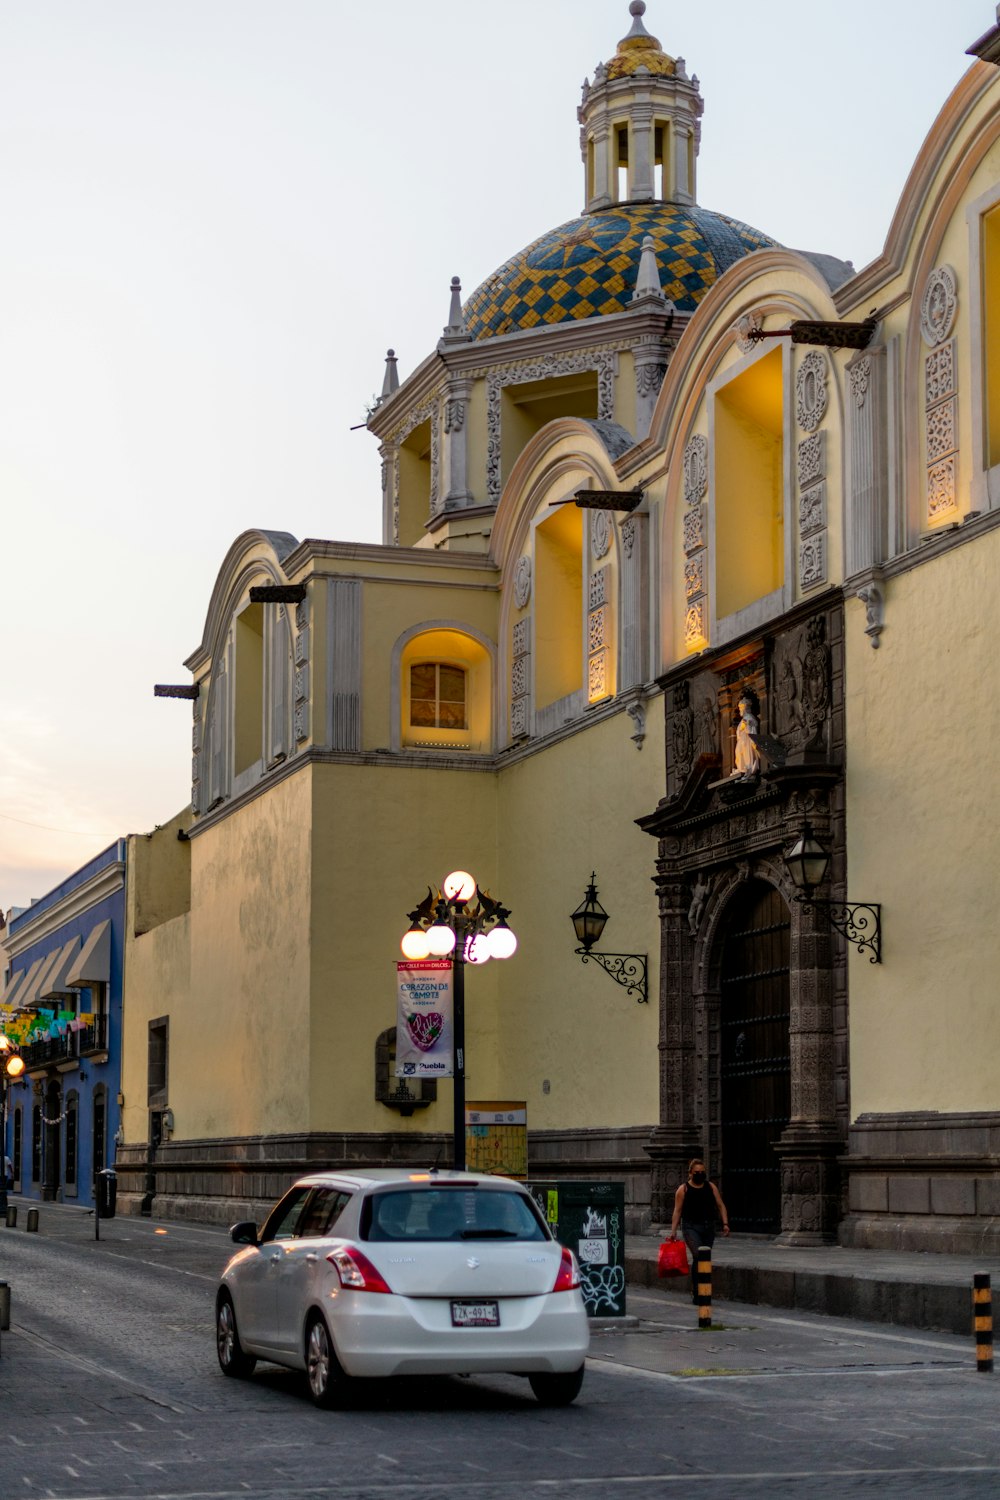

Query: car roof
left=288, top=1169, right=529, bottom=1193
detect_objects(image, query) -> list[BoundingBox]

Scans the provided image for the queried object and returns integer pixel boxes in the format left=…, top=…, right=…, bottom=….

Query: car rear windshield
left=362, top=1187, right=548, bottom=1243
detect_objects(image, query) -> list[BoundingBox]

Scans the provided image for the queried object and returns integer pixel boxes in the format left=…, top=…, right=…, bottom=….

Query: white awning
left=66, top=920, right=111, bottom=987
left=1, top=965, right=27, bottom=1006
left=40, top=937, right=83, bottom=1000
left=18, top=948, right=65, bottom=1010
left=4, top=957, right=43, bottom=1011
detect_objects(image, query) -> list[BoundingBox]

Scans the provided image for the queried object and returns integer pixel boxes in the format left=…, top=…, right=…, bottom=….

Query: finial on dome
left=631, top=235, right=668, bottom=306
left=381, top=349, right=399, bottom=400
left=439, top=275, right=471, bottom=348
left=626, top=0, right=652, bottom=38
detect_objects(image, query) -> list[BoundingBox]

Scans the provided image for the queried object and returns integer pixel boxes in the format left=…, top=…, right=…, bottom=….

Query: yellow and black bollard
left=696, top=1245, right=712, bottom=1330
left=974, top=1273, right=993, bottom=1373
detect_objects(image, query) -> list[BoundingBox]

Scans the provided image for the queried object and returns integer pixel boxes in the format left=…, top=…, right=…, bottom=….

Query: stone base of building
left=840, top=1110, right=1000, bottom=1254
left=114, top=1125, right=655, bottom=1232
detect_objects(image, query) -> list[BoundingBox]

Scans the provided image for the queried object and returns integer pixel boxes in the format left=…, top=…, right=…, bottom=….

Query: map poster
left=395, top=961, right=453, bottom=1077
left=465, top=1101, right=528, bottom=1179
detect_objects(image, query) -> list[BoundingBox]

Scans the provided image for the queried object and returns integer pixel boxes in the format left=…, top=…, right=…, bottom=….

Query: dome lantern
left=578, top=1, right=703, bottom=212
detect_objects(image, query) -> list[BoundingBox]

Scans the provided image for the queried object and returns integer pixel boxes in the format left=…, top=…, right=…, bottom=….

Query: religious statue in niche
left=730, top=686, right=761, bottom=781
left=696, top=691, right=720, bottom=758
left=687, top=872, right=710, bottom=937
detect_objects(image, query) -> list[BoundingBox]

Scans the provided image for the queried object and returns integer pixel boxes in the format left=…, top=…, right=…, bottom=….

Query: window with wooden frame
left=409, top=662, right=467, bottom=731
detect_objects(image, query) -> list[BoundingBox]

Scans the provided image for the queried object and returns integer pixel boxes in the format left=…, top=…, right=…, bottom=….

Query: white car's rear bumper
left=328, top=1290, right=590, bottom=1378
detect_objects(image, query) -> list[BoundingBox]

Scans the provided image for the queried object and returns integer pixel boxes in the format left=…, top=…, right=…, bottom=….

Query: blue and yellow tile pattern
left=464, top=203, right=777, bottom=341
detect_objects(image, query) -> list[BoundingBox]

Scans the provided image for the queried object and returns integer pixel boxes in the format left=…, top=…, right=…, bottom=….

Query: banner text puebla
left=395, top=960, right=454, bottom=1077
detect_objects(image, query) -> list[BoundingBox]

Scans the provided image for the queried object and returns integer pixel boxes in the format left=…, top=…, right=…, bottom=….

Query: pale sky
left=0, top=0, right=991, bottom=914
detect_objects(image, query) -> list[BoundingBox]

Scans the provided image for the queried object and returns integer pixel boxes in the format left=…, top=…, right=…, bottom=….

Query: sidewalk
left=625, top=1231, right=1000, bottom=1335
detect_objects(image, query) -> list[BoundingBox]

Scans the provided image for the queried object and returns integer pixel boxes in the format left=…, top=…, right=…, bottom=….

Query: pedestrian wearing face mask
left=669, top=1158, right=730, bottom=1301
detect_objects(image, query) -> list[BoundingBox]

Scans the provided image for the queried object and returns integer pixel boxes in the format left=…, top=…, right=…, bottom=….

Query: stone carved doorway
left=717, top=880, right=790, bottom=1233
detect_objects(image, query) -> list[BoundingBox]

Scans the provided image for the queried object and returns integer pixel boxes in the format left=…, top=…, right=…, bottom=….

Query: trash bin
left=527, top=1180, right=626, bottom=1318
left=95, top=1168, right=117, bottom=1220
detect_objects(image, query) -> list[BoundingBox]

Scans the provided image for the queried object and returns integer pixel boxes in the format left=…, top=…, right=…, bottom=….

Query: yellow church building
left=117, top=4, right=1000, bottom=1254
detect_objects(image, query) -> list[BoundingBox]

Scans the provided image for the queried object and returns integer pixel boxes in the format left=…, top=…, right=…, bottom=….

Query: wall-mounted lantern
left=784, top=823, right=882, bottom=964
left=570, top=874, right=648, bottom=1003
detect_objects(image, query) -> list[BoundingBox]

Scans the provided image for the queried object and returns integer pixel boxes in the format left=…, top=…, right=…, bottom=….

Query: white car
left=216, top=1169, right=590, bottom=1407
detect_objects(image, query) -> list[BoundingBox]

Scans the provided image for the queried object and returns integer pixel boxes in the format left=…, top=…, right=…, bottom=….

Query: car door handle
left=305, top=1253, right=319, bottom=1264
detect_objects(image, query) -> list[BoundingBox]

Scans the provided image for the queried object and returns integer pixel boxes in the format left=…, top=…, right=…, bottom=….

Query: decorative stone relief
left=734, top=312, right=762, bottom=354
left=636, top=361, right=667, bottom=398
left=683, top=505, right=706, bottom=556
left=849, top=356, right=870, bottom=409
left=588, top=650, right=608, bottom=700
left=799, top=533, right=827, bottom=590
left=588, top=604, right=608, bottom=654
left=797, top=432, right=825, bottom=488
left=670, top=681, right=695, bottom=781
left=444, top=398, right=465, bottom=432
left=856, top=580, right=884, bottom=649
left=620, top=516, right=636, bottom=558
left=928, top=455, right=956, bottom=516
left=683, top=435, right=708, bottom=505
left=926, top=399, right=957, bottom=464
left=799, top=481, right=826, bottom=537
left=477, top=344, right=629, bottom=504
left=684, top=555, right=705, bottom=600
left=591, top=509, right=612, bottom=560
left=920, top=264, right=958, bottom=346
left=513, top=555, right=532, bottom=609
left=294, top=602, right=310, bottom=743
left=696, top=690, right=719, bottom=756
left=387, top=398, right=442, bottom=519
left=924, top=337, right=958, bottom=523
left=626, top=697, right=647, bottom=750
left=589, top=566, right=608, bottom=609
left=795, top=350, right=828, bottom=432
left=511, top=617, right=530, bottom=739
left=925, top=340, right=956, bottom=405
left=684, top=599, right=707, bottom=650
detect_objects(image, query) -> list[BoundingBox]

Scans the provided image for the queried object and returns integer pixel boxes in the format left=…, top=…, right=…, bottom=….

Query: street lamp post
left=0, top=1033, right=25, bottom=1214
left=400, top=871, right=517, bottom=1171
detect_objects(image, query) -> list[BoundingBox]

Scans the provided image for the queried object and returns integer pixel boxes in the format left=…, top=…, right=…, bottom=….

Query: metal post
left=452, top=923, right=466, bottom=1172
left=0, top=1073, right=8, bottom=1218
left=696, top=1245, right=712, bottom=1330
left=974, top=1273, right=993, bottom=1372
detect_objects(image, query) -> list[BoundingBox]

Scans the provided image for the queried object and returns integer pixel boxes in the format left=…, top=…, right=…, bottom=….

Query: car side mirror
left=229, top=1220, right=259, bottom=1246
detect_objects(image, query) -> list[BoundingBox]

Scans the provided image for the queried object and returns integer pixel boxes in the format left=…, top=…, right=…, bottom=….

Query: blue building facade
left=0, top=841, right=125, bottom=1208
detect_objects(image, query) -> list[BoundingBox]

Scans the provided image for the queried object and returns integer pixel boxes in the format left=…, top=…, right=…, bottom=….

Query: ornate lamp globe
left=785, top=823, right=830, bottom=894
left=571, top=875, right=609, bottom=952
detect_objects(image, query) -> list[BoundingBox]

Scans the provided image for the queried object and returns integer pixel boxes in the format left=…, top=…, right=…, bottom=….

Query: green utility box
left=527, top=1180, right=626, bottom=1319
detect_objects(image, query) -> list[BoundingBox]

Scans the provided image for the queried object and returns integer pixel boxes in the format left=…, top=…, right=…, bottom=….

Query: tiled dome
left=463, top=203, right=778, bottom=341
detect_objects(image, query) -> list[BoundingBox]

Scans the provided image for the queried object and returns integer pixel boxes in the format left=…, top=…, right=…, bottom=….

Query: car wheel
left=528, top=1366, right=585, bottom=1406
left=305, top=1313, right=347, bottom=1408
left=216, top=1293, right=256, bottom=1379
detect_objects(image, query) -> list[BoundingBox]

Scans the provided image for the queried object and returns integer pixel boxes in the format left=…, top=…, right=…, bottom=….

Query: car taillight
left=326, top=1245, right=393, bottom=1294
left=552, top=1247, right=580, bottom=1293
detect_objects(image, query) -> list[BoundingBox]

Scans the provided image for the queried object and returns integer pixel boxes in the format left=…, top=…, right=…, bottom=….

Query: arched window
left=409, top=662, right=467, bottom=730
left=395, top=626, right=493, bottom=753
left=93, top=1087, right=107, bottom=1177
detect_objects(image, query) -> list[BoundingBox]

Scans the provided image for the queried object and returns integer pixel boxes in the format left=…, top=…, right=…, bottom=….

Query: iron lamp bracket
left=575, top=948, right=648, bottom=1003
left=800, top=899, right=882, bottom=964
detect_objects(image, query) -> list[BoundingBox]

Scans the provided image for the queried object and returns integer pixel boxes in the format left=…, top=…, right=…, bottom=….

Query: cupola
left=578, top=1, right=703, bottom=211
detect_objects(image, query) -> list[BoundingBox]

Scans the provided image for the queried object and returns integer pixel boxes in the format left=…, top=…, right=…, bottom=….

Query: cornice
left=186, top=689, right=663, bottom=839
left=283, top=537, right=500, bottom=579
left=6, top=861, right=124, bottom=958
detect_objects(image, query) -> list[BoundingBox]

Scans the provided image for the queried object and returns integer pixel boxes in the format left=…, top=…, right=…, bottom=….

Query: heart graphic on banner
left=406, top=1012, right=444, bottom=1052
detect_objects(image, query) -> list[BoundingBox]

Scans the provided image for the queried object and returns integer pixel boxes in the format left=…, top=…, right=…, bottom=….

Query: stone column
left=590, top=124, right=612, bottom=209
left=634, top=351, right=667, bottom=440
left=646, top=872, right=703, bottom=1224
left=618, top=512, right=648, bottom=691
left=444, top=379, right=473, bottom=507
left=673, top=121, right=692, bottom=204
left=629, top=105, right=654, bottom=200
left=776, top=896, right=841, bottom=1243
left=380, top=444, right=398, bottom=545
left=845, top=346, right=887, bottom=575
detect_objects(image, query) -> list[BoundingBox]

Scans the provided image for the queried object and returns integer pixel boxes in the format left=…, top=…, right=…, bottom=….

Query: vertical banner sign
left=395, top=961, right=453, bottom=1077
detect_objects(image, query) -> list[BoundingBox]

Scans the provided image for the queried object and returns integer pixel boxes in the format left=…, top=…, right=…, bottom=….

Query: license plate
left=451, top=1300, right=499, bottom=1327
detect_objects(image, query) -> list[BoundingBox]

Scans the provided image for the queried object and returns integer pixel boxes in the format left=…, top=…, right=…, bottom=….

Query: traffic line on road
left=588, top=1355, right=967, bottom=1383
left=10, top=1322, right=190, bottom=1413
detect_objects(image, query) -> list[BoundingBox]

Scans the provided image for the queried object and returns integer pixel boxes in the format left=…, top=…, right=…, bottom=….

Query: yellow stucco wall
left=495, top=706, right=663, bottom=1130
left=309, top=760, right=502, bottom=1133
left=181, top=771, right=313, bottom=1138
left=845, top=526, right=1000, bottom=1114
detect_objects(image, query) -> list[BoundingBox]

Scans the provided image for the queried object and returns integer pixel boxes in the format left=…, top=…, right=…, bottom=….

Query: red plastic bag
left=657, top=1239, right=689, bottom=1277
